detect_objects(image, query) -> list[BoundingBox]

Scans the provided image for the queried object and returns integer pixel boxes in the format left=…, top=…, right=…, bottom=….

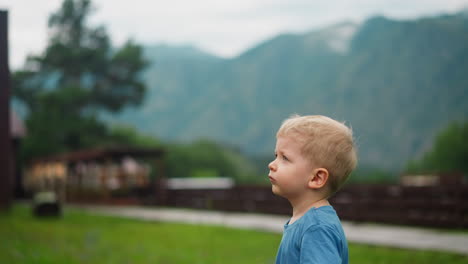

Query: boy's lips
left=268, top=175, right=275, bottom=182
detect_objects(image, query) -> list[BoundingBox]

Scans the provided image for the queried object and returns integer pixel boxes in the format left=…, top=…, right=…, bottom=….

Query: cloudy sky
left=1, top=0, right=467, bottom=69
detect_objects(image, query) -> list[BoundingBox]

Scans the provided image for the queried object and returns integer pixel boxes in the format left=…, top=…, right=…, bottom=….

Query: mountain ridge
left=113, top=13, right=468, bottom=170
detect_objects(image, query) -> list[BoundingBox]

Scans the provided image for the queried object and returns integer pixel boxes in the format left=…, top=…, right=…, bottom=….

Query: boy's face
left=268, top=135, right=314, bottom=200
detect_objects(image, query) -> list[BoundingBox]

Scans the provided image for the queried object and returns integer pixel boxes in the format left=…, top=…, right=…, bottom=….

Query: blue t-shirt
left=275, top=205, right=348, bottom=264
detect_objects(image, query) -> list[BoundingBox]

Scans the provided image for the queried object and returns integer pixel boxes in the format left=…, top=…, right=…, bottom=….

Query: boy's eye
left=282, top=155, right=289, bottom=161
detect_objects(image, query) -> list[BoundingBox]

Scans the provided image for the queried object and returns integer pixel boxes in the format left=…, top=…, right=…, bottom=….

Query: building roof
left=31, top=146, right=165, bottom=164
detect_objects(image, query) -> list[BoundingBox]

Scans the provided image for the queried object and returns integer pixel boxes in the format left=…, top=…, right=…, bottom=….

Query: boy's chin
left=271, top=185, right=294, bottom=200
left=271, top=185, right=283, bottom=197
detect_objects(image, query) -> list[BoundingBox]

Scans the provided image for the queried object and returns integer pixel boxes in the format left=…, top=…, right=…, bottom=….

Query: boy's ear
left=307, top=168, right=329, bottom=189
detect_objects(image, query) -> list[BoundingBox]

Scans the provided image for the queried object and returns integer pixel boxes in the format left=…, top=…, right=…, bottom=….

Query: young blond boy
left=268, top=115, right=357, bottom=264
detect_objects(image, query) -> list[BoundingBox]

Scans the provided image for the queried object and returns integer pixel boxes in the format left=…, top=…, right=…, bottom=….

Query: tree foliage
left=12, top=0, right=148, bottom=161
left=406, top=121, right=468, bottom=174
left=163, top=140, right=259, bottom=182
left=105, top=125, right=161, bottom=148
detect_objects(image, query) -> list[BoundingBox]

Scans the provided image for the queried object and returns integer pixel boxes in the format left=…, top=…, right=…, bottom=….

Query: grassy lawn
left=1, top=205, right=467, bottom=264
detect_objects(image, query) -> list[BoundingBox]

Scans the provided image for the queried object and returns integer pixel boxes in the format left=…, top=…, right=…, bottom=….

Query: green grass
left=1, top=205, right=467, bottom=264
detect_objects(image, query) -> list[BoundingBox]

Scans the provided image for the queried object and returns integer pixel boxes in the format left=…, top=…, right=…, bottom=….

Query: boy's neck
left=289, top=196, right=330, bottom=225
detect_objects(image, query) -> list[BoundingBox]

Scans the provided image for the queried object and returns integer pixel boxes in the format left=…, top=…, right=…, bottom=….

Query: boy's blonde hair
left=277, top=114, right=357, bottom=194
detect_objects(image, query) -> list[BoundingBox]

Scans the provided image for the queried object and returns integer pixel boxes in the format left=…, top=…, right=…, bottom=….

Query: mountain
left=114, top=13, right=468, bottom=170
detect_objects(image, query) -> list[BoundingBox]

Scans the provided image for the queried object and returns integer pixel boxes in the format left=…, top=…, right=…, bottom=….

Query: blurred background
left=0, top=0, right=467, bottom=263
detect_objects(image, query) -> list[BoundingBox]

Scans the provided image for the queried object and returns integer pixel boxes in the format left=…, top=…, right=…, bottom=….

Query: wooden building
left=24, top=146, right=166, bottom=204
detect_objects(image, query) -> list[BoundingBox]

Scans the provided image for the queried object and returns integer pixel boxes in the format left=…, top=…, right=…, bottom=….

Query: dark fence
left=331, top=185, right=468, bottom=228
left=164, top=186, right=291, bottom=215
left=66, top=182, right=468, bottom=229
left=161, top=184, right=468, bottom=229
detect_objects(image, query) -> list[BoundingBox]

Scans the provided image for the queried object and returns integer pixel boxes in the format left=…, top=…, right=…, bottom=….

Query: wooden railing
left=66, top=183, right=468, bottom=229
left=161, top=184, right=468, bottom=229
left=331, top=185, right=468, bottom=228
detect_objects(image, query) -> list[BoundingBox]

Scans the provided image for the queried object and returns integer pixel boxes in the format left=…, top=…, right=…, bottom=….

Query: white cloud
left=1, top=0, right=467, bottom=69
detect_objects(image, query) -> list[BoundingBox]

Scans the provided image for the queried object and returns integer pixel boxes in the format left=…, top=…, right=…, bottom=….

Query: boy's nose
left=268, top=160, right=276, bottom=171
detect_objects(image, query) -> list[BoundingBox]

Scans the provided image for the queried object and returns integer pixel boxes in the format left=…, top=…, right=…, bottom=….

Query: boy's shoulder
left=299, top=205, right=343, bottom=233
left=303, top=205, right=339, bottom=221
